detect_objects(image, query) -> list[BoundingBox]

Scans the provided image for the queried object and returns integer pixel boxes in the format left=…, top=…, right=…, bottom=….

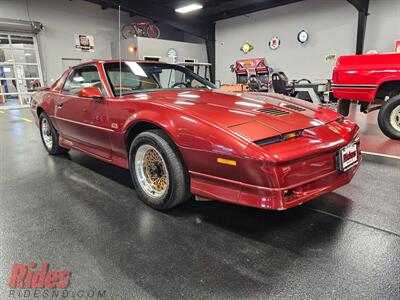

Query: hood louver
left=283, top=104, right=306, bottom=112
left=258, top=107, right=290, bottom=116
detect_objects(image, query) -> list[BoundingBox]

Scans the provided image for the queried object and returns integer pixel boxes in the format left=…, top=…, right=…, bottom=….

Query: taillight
left=332, top=70, right=338, bottom=83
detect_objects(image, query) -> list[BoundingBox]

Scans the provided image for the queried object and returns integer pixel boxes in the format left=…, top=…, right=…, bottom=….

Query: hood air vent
left=258, top=107, right=290, bottom=116
left=283, top=104, right=306, bottom=112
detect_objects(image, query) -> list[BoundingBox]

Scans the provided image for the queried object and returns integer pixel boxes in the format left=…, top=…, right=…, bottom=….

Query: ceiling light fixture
left=175, top=3, right=203, bottom=14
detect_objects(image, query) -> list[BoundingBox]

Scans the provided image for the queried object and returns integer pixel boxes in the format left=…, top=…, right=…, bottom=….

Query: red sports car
left=30, top=60, right=361, bottom=210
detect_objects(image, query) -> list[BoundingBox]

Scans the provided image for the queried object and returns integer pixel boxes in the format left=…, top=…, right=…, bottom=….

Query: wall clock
left=297, top=30, right=309, bottom=44
left=269, top=37, right=280, bottom=50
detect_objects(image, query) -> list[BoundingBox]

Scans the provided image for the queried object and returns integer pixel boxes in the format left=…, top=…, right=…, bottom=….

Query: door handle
left=56, top=102, right=64, bottom=108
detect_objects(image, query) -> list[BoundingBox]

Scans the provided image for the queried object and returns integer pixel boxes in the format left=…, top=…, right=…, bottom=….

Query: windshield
left=104, top=62, right=215, bottom=96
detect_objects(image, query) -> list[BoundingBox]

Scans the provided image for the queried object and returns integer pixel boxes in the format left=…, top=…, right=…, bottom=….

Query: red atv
left=332, top=53, right=400, bottom=140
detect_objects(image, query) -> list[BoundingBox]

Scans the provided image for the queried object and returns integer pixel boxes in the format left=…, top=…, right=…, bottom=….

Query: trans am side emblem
left=240, top=42, right=254, bottom=54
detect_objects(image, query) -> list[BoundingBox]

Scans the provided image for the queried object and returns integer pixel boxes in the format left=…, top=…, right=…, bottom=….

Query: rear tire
left=129, top=129, right=191, bottom=210
left=378, top=94, right=400, bottom=140
left=337, top=99, right=350, bottom=116
left=39, top=112, right=70, bottom=155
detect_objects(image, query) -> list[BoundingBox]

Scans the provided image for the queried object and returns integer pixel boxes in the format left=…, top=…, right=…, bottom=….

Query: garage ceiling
left=84, top=0, right=369, bottom=81
left=147, top=0, right=305, bottom=21
left=86, top=0, right=368, bottom=40
left=85, top=0, right=305, bottom=38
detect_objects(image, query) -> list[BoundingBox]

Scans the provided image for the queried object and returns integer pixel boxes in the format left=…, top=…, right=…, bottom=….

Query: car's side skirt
left=59, top=135, right=128, bottom=169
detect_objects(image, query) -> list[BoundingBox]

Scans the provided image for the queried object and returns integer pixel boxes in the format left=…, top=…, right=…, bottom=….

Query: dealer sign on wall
left=269, top=37, right=280, bottom=50
left=74, top=34, right=94, bottom=52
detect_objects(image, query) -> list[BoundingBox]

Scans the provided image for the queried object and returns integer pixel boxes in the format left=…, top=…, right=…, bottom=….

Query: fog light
left=284, top=190, right=293, bottom=197
left=261, top=197, right=268, bottom=208
left=282, top=131, right=302, bottom=141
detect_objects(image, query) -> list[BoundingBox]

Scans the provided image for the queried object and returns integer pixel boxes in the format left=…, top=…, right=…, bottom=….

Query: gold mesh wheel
left=135, top=144, right=169, bottom=200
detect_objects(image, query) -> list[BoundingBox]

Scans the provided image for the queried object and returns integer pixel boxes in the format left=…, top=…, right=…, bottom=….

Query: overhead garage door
left=0, top=33, right=44, bottom=107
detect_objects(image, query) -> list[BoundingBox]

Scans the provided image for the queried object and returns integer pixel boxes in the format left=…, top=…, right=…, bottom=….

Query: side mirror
left=229, top=64, right=235, bottom=73
left=78, top=87, right=103, bottom=100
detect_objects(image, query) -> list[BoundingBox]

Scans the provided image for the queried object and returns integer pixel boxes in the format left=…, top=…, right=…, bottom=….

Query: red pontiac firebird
left=30, top=60, right=361, bottom=210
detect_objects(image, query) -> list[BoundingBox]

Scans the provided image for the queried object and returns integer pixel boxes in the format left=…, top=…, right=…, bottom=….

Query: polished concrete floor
left=348, top=104, right=400, bottom=158
left=0, top=109, right=399, bottom=299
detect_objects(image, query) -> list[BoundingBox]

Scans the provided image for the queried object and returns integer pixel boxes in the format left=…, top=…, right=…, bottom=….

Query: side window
left=62, top=65, right=102, bottom=95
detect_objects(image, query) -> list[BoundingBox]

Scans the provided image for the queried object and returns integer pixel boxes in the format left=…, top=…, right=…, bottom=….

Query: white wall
left=0, top=0, right=134, bottom=84
left=216, top=0, right=358, bottom=84
left=2, top=0, right=396, bottom=86
left=112, top=36, right=208, bottom=65
left=364, top=0, right=400, bottom=53
left=136, top=37, right=208, bottom=63
left=0, top=0, right=204, bottom=85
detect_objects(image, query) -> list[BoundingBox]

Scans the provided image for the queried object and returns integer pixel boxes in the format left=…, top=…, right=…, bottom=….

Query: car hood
left=128, top=89, right=340, bottom=141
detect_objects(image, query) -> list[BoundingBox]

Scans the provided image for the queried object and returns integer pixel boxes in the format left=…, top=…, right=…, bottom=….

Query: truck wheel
left=129, top=129, right=191, bottom=210
left=378, top=94, right=400, bottom=140
left=337, top=99, right=350, bottom=116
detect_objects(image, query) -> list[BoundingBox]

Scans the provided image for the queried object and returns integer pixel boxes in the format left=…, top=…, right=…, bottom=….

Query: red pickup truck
left=332, top=53, right=400, bottom=140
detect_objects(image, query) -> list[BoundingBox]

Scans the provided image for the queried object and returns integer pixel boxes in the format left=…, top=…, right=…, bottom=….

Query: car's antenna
left=118, top=5, right=122, bottom=98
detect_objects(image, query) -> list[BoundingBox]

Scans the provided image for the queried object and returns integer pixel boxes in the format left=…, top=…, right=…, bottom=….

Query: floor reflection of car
left=30, top=60, right=361, bottom=211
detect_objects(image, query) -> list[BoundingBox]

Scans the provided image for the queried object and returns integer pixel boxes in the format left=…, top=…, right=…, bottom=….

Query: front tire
left=337, top=99, right=350, bottom=116
left=129, top=130, right=191, bottom=210
left=378, top=94, right=400, bottom=140
left=39, top=112, right=70, bottom=155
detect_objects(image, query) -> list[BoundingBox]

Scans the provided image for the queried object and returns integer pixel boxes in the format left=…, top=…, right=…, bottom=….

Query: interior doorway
left=0, top=33, right=44, bottom=108
left=62, top=58, right=82, bottom=70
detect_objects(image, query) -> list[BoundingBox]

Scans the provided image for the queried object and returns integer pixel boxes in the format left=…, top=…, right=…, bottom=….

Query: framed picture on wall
left=74, top=34, right=94, bottom=52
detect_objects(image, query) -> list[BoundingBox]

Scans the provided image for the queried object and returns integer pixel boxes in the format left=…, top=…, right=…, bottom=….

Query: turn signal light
left=217, top=158, right=237, bottom=166
left=282, top=131, right=299, bottom=140
left=254, top=130, right=302, bottom=146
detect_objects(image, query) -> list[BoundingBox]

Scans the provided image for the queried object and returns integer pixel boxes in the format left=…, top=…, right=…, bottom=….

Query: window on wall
left=143, top=56, right=161, bottom=61
left=62, top=58, right=82, bottom=71
left=184, top=59, right=196, bottom=72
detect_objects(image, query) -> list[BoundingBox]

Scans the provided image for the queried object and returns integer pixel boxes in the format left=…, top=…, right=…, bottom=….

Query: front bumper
left=190, top=151, right=361, bottom=210
left=238, top=158, right=360, bottom=209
